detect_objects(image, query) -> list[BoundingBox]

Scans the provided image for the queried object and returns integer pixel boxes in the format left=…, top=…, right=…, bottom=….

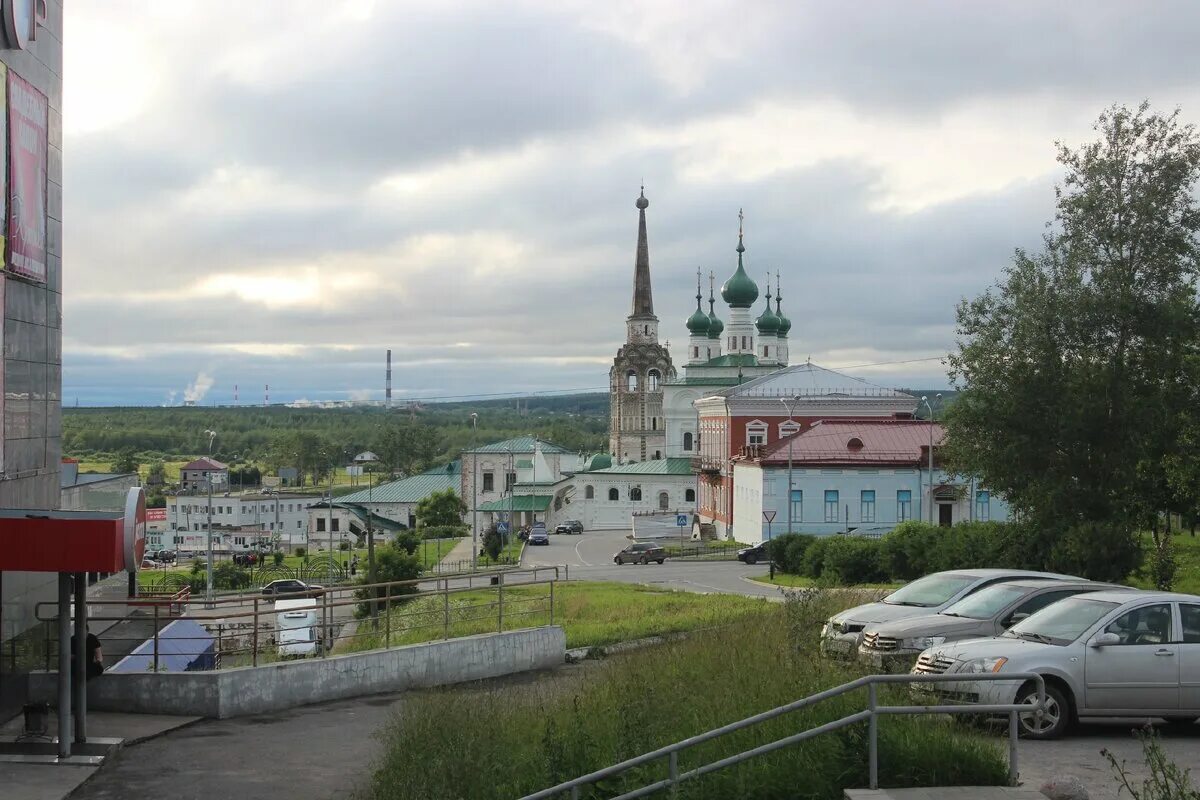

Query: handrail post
left=549, top=580, right=555, bottom=626
left=252, top=598, right=259, bottom=667
left=1008, top=709, right=1019, bottom=785
left=443, top=585, right=450, bottom=640
left=668, top=751, right=679, bottom=797
left=498, top=573, right=504, bottom=633
left=867, top=682, right=878, bottom=790
left=384, top=584, right=391, bottom=649
left=153, top=602, right=160, bottom=672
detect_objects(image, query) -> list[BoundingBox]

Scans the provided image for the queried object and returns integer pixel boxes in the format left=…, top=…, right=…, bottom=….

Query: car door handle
left=1154, top=649, right=1175, bottom=657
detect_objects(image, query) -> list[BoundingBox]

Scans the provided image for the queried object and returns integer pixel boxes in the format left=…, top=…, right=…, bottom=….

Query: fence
left=660, top=541, right=743, bottom=561
left=36, top=566, right=565, bottom=674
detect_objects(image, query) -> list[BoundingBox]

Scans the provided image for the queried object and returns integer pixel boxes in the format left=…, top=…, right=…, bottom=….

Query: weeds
left=1104, top=726, right=1200, bottom=800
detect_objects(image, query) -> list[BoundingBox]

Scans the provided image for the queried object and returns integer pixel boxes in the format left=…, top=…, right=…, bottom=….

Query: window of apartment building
left=608, top=488, right=619, bottom=501
left=193, top=523, right=199, bottom=531
left=317, top=518, right=325, bottom=532
left=235, top=536, right=245, bottom=546
left=861, top=490, right=876, bottom=523
left=746, top=421, right=767, bottom=446
left=683, top=432, right=693, bottom=451
left=897, top=490, right=912, bottom=522
left=975, top=490, right=990, bottom=521
left=686, top=488, right=696, bottom=502
left=630, top=488, right=643, bottom=501
left=824, top=490, right=839, bottom=523
left=269, top=522, right=274, bottom=531
left=483, top=472, right=494, bottom=492
left=791, top=489, right=803, bottom=522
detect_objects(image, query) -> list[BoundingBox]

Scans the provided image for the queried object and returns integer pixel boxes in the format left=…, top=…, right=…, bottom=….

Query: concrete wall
left=33, top=626, right=566, bottom=719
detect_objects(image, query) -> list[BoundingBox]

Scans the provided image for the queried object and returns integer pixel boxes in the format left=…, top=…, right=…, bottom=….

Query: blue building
left=730, top=420, right=1009, bottom=544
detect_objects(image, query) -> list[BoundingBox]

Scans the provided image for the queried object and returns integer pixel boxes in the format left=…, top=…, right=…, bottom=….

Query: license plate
left=823, top=638, right=853, bottom=655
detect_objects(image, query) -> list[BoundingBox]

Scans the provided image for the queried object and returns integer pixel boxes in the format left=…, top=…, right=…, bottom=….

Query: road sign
left=496, top=522, right=509, bottom=534
left=676, top=514, right=689, bottom=527
left=762, top=510, right=777, bottom=523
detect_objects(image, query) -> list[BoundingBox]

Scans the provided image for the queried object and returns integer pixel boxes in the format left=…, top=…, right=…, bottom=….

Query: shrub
left=878, top=522, right=946, bottom=580
left=338, top=540, right=351, bottom=551
left=294, top=547, right=306, bottom=558
left=821, top=536, right=885, bottom=584
left=766, top=533, right=814, bottom=574
left=481, top=525, right=504, bottom=560
left=354, top=541, right=422, bottom=617
left=1046, top=522, right=1143, bottom=583
left=802, top=536, right=834, bottom=579
left=419, top=524, right=469, bottom=540
left=273, top=551, right=284, bottom=566
left=393, top=530, right=421, bottom=555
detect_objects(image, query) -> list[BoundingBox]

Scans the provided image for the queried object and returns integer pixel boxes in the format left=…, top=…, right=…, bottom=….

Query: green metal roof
left=516, top=458, right=533, bottom=469
left=586, top=457, right=694, bottom=476
left=668, top=376, right=744, bottom=386
left=695, top=354, right=760, bottom=368
left=336, top=462, right=460, bottom=504
left=477, top=495, right=552, bottom=512
left=464, top=436, right=571, bottom=455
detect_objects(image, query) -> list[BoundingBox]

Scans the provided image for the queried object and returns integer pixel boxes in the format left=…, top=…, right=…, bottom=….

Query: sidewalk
left=0, top=711, right=198, bottom=800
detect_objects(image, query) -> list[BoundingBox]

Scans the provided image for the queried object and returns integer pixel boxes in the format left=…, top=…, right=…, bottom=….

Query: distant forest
left=63, top=393, right=610, bottom=467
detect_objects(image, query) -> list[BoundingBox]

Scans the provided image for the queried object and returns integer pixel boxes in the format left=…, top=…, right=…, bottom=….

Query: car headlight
left=821, top=622, right=831, bottom=637
left=957, top=656, right=1008, bottom=674
left=901, top=636, right=946, bottom=651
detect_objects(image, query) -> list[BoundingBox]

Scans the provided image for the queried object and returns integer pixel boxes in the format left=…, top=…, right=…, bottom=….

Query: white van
left=275, top=597, right=320, bottom=658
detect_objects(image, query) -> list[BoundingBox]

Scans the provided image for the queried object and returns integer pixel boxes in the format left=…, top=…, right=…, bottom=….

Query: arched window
left=658, top=492, right=669, bottom=510
left=648, top=370, right=661, bottom=391
left=585, top=485, right=594, bottom=500
left=685, top=488, right=696, bottom=503
left=608, top=487, right=619, bottom=501
left=626, top=370, right=638, bottom=391
left=630, top=487, right=643, bottom=501
left=683, top=432, right=693, bottom=451
left=644, top=325, right=649, bottom=335
left=654, top=450, right=661, bottom=459
left=764, top=346, right=769, bottom=357
left=693, top=346, right=699, bottom=358
left=652, top=417, right=658, bottom=430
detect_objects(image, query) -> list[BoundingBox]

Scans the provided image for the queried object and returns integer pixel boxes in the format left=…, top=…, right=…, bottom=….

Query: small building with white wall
left=542, top=456, right=698, bottom=531
left=166, top=491, right=324, bottom=551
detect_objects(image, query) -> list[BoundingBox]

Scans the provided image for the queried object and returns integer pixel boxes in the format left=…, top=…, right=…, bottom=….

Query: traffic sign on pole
left=676, top=514, right=689, bottom=528
left=762, top=510, right=776, bottom=523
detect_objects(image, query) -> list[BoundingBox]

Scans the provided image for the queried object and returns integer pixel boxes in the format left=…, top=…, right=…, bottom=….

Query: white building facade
left=165, top=492, right=323, bottom=551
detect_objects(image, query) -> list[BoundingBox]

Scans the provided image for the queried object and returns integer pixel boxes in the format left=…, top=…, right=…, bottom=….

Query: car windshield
left=942, top=584, right=1030, bottom=619
left=883, top=574, right=975, bottom=607
left=1005, top=597, right=1120, bottom=644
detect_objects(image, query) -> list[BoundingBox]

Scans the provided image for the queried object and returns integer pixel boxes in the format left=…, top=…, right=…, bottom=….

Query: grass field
left=363, top=595, right=1008, bottom=800
left=749, top=573, right=904, bottom=591
left=349, top=581, right=774, bottom=652
left=1129, top=531, right=1200, bottom=595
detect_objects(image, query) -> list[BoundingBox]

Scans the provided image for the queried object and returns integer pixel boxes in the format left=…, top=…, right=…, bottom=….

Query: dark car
left=614, top=542, right=667, bottom=565
left=737, top=543, right=770, bottom=565
left=154, top=549, right=177, bottom=564
left=529, top=527, right=550, bottom=545
left=555, top=520, right=585, bottom=535
left=261, top=579, right=324, bottom=598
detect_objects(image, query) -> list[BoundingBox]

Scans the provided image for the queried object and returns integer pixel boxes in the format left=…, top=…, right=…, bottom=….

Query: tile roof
left=182, top=457, right=228, bottom=471
left=478, top=495, right=552, bottom=512
left=464, top=436, right=572, bottom=454
left=758, top=420, right=944, bottom=466
left=586, top=457, right=694, bottom=476
left=335, top=462, right=460, bottom=504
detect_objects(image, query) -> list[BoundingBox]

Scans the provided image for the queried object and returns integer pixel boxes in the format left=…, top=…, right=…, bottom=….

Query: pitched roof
left=335, top=462, right=460, bottom=504
left=182, top=457, right=228, bottom=471
left=586, top=457, right=694, bottom=476
left=464, top=436, right=572, bottom=455
left=758, top=420, right=943, bottom=466
left=478, top=495, right=552, bottom=512
left=717, top=362, right=916, bottom=400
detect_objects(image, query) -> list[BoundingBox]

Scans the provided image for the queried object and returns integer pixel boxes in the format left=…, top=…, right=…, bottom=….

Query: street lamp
left=780, top=396, right=802, bottom=537
left=469, top=413, right=478, bottom=571
left=920, top=394, right=943, bottom=524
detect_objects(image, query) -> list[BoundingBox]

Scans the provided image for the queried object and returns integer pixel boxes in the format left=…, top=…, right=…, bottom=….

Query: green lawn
left=749, top=574, right=903, bottom=591
left=477, top=536, right=524, bottom=565
left=348, top=580, right=774, bottom=652
left=1129, top=531, right=1200, bottom=595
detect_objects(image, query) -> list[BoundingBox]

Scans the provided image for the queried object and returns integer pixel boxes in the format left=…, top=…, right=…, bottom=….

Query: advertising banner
left=7, top=69, right=46, bottom=282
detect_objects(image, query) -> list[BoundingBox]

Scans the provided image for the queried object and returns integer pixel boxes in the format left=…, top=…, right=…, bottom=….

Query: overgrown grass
left=750, top=573, right=903, bottom=591
left=362, top=590, right=1009, bottom=800
left=347, top=581, right=774, bottom=651
left=1129, top=531, right=1200, bottom=595
left=477, top=536, right=525, bottom=565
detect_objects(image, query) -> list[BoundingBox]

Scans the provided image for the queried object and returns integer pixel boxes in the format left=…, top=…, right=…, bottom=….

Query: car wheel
left=656, top=559, right=665, bottom=564
left=1015, top=683, right=1070, bottom=740
left=745, top=553, right=758, bottom=565
left=1163, top=716, right=1198, bottom=726
left=637, top=556, right=647, bottom=565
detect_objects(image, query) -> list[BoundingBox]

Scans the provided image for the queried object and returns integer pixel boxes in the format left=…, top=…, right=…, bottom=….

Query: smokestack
left=265, top=384, right=269, bottom=407
left=234, top=384, right=239, bottom=406
left=386, top=349, right=392, bottom=408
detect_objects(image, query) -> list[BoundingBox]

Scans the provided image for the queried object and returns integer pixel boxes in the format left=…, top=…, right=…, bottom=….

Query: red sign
left=124, top=487, right=147, bottom=572
left=7, top=69, right=46, bottom=282
left=146, top=508, right=167, bottom=522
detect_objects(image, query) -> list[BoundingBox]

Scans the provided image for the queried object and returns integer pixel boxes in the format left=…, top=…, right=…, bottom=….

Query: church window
left=693, top=346, right=699, bottom=358
left=729, top=336, right=735, bottom=350
left=658, top=492, right=669, bottom=510
left=683, top=432, right=693, bottom=451
left=651, top=417, right=658, bottom=431
left=654, top=451, right=661, bottom=459
left=608, top=487, right=619, bottom=501
left=630, top=488, right=643, bottom=501
left=482, top=472, right=494, bottom=492
left=764, top=346, right=769, bottom=357
left=626, top=370, right=638, bottom=391
left=746, top=421, right=768, bottom=446
left=648, top=370, right=660, bottom=391
left=585, top=485, right=594, bottom=500
left=741, top=336, right=748, bottom=350
left=686, top=488, right=696, bottom=503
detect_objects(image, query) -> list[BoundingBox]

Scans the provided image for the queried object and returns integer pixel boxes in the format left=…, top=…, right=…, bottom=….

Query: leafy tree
left=146, top=460, right=167, bottom=485
left=112, top=448, right=140, bottom=474
left=375, top=421, right=440, bottom=478
left=946, top=103, right=1200, bottom=582
left=481, top=524, right=504, bottom=560
left=415, top=488, right=467, bottom=528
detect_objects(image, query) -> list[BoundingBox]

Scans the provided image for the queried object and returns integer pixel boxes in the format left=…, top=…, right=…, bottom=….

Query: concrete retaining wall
left=32, top=626, right=565, bottom=718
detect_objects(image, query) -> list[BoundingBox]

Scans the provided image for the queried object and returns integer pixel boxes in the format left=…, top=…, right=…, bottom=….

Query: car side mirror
left=1003, top=612, right=1030, bottom=628
left=1090, top=632, right=1120, bottom=648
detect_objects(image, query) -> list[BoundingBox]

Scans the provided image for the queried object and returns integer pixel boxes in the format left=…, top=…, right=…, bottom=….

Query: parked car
left=555, top=520, right=585, bottom=535
left=261, top=579, right=324, bottom=599
left=614, top=542, right=667, bottom=565
left=528, top=528, right=550, bottom=546
left=275, top=597, right=321, bottom=658
left=737, top=543, right=770, bottom=565
left=821, top=569, right=1081, bottom=659
left=858, top=579, right=1127, bottom=672
left=911, top=590, right=1200, bottom=739
left=154, top=549, right=177, bottom=564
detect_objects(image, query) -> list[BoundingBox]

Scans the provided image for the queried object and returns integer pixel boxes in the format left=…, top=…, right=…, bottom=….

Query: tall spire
left=630, top=186, right=655, bottom=319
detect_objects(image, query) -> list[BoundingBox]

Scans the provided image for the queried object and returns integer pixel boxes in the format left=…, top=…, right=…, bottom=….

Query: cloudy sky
left=62, top=1, right=1200, bottom=406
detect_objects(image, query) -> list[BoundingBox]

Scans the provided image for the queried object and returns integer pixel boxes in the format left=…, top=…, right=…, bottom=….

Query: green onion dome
left=721, top=237, right=759, bottom=308
left=776, top=294, right=791, bottom=337
left=686, top=295, right=710, bottom=335
left=707, top=311, right=724, bottom=340
left=755, top=288, right=779, bottom=334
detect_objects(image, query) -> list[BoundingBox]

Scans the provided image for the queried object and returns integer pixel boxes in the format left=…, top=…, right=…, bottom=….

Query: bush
left=393, top=530, right=421, bottom=555
left=481, top=525, right=504, bottom=560
left=802, top=536, right=833, bottom=579
left=1046, top=521, right=1143, bottom=583
left=273, top=551, right=284, bottom=566
left=294, top=547, right=306, bottom=558
left=338, top=540, right=351, bottom=551
left=354, top=541, right=423, bottom=617
left=766, top=533, right=814, bottom=574
left=419, top=524, right=469, bottom=540
left=820, top=536, right=885, bottom=584
left=878, top=522, right=947, bottom=580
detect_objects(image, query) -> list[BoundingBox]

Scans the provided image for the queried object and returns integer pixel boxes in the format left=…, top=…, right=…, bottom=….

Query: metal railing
left=520, top=672, right=1045, bottom=800
left=36, top=566, right=567, bottom=673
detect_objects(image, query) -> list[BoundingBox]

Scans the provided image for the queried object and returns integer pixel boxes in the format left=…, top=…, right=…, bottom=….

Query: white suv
left=912, top=590, right=1200, bottom=738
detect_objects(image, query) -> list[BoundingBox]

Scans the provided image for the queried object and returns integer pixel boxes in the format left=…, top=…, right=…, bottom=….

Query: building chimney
left=386, top=349, right=392, bottom=408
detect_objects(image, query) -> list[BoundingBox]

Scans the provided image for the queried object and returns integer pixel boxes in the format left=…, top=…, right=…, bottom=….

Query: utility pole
left=205, top=476, right=214, bottom=607
left=367, top=464, right=377, bottom=628
left=920, top=394, right=942, bottom=524
left=470, top=413, right=478, bottom=570
left=780, top=396, right=801, bottom=536
left=327, top=467, right=334, bottom=586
